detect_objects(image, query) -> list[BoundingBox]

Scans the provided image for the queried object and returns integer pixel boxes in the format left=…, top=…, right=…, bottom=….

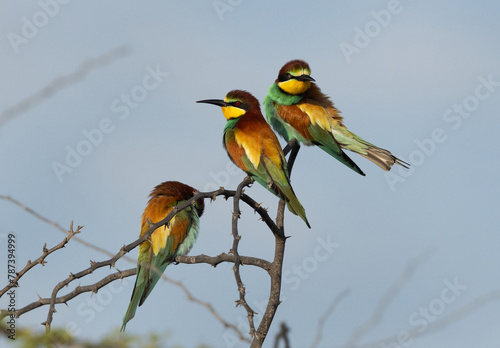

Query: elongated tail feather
left=121, top=263, right=149, bottom=331
left=281, top=185, right=310, bottom=228
left=359, top=146, right=410, bottom=171
left=330, top=127, right=409, bottom=171
left=252, top=167, right=311, bottom=228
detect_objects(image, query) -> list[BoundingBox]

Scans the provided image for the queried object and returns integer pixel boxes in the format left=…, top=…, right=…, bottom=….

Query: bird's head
left=197, top=90, right=260, bottom=120
left=276, top=59, right=315, bottom=95
left=150, top=181, right=205, bottom=217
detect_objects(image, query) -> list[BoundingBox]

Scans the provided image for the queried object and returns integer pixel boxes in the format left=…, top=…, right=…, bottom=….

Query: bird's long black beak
left=196, top=99, right=228, bottom=107
left=296, top=74, right=315, bottom=82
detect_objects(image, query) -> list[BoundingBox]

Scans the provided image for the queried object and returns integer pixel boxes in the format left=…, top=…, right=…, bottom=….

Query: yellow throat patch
left=278, top=79, right=311, bottom=95
left=222, top=96, right=246, bottom=120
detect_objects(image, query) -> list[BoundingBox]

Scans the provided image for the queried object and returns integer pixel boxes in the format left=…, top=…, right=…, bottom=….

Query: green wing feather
left=307, top=122, right=366, bottom=176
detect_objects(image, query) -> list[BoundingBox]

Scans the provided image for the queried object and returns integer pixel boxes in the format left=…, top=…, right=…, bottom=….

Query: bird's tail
left=252, top=171, right=311, bottom=228
left=121, top=259, right=169, bottom=331
left=358, top=146, right=410, bottom=171
left=281, top=185, right=311, bottom=228
left=121, top=264, right=147, bottom=332
left=331, top=127, right=409, bottom=171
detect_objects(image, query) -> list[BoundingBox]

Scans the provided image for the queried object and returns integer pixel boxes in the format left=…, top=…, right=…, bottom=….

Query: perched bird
left=197, top=90, right=310, bottom=228
left=121, top=181, right=204, bottom=331
left=264, top=59, right=409, bottom=175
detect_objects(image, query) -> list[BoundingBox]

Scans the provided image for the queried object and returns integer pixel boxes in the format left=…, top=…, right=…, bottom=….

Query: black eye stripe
left=278, top=73, right=293, bottom=82
left=229, top=100, right=250, bottom=110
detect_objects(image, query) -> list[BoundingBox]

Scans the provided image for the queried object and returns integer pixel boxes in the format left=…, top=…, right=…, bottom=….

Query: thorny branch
left=0, top=185, right=281, bottom=337
left=0, top=194, right=252, bottom=341
left=0, top=141, right=298, bottom=346
left=231, top=177, right=257, bottom=338
left=249, top=140, right=303, bottom=347
left=0, top=221, right=82, bottom=298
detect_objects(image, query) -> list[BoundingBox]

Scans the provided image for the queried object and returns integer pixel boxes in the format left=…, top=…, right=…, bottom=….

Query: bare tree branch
left=0, top=45, right=131, bottom=128
left=1, top=187, right=279, bottom=334
left=176, top=253, right=271, bottom=270
left=1, top=190, right=271, bottom=342
left=342, top=252, right=430, bottom=347
left=310, top=289, right=351, bottom=348
left=231, top=177, right=257, bottom=337
left=0, top=221, right=82, bottom=298
left=164, top=277, right=252, bottom=344
left=0, top=194, right=131, bottom=261
left=354, top=289, right=500, bottom=348
left=273, top=322, right=291, bottom=348
left=1, top=269, right=134, bottom=320
left=250, top=144, right=301, bottom=347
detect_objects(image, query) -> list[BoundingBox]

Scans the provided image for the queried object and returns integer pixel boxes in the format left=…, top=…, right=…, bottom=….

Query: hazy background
left=1, top=1, right=499, bottom=347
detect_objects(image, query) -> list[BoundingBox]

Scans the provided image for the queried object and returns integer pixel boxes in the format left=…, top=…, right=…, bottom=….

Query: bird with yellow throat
left=197, top=90, right=310, bottom=228
left=121, top=181, right=204, bottom=331
left=264, top=59, right=409, bottom=175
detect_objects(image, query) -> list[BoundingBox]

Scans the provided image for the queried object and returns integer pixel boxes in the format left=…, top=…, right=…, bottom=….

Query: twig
left=273, top=322, right=291, bottom=348
left=310, top=289, right=351, bottom=348
left=176, top=252, right=271, bottom=270
left=231, top=177, right=257, bottom=337
left=165, top=277, right=252, bottom=344
left=0, top=222, right=82, bottom=298
left=0, top=194, right=130, bottom=261
left=343, top=252, right=430, bottom=347
left=354, top=289, right=500, bottom=348
left=0, top=45, right=131, bottom=128
left=1, top=269, right=134, bottom=321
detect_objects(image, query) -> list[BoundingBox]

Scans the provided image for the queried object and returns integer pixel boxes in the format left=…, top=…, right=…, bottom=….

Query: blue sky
left=1, top=1, right=499, bottom=347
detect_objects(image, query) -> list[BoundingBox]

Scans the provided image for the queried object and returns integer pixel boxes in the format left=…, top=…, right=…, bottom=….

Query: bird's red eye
left=234, top=101, right=241, bottom=106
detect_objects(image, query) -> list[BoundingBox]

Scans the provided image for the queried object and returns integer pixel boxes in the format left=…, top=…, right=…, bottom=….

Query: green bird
left=197, top=89, right=310, bottom=228
left=264, top=59, right=409, bottom=175
left=121, top=181, right=204, bottom=331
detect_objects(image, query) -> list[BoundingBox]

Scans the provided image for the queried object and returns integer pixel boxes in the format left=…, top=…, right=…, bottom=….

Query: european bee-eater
left=197, top=90, right=310, bottom=228
left=121, top=181, right=204, bottom=331
left=264, top=59, right=409, bottom=175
